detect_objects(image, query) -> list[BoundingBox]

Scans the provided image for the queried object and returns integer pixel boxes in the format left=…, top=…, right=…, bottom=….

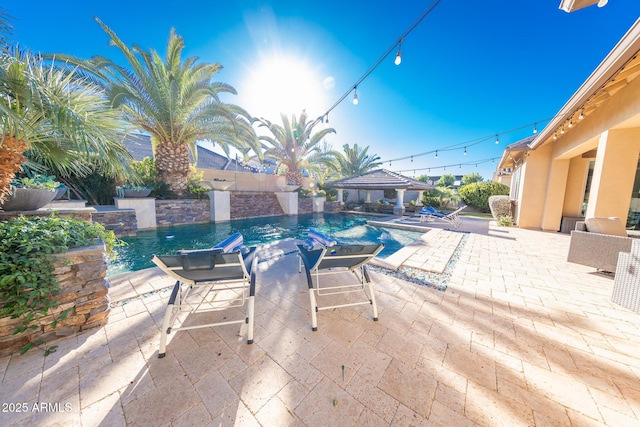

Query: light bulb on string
left=411, top=156, right=413, bottom=162
left=568, top=120, right=573, bottom=129
left=561, top=127, right=565, bottom=134
left=554, top=132, right=558, bottom=140
left=352, top=86, right=359, bottom=105
left=394, top=40, right=402, bottom=65
left=325, top=114, right=329, bottom=123
left=463, top=147, right=467, bottom=155
left=533, top=123, right=537, bottom=134
left=579, top=109, right=584, bottom=120
left=495, top=134, right=499, bottom=144
left=435, top=150, right=438, bottom=158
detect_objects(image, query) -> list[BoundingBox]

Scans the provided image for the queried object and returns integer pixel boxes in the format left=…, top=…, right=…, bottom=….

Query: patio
left=1, top=220, right=640, bottom=426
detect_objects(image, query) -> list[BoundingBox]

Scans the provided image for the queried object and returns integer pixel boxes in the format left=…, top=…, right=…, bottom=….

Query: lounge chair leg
left=158, top=281, right=180, bottom=359
left=363, top=267, right=379, bottom=322
left=246, top=296, right=255, bottom=344
left=309, top=288, right=318, bottom=331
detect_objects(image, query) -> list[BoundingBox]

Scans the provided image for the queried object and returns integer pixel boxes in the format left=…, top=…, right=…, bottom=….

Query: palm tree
left=0, top=49, right=131, bottom=203
left=256, top=111, right=336, bottom=185
left=331, top=143, right=382, bottom=178
left=72, top=18, right=258, bottom=195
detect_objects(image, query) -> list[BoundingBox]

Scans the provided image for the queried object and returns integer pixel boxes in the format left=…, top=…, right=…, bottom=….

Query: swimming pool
left=107, top=213, right=423, bottom=276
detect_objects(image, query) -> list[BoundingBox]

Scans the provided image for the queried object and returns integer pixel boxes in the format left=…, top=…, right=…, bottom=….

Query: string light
left=317, top=1, right=442, bottom=118
left=568, top=120, right=573, bottom=128
left=533, top=123, right=537, bottom=134
left=435, top=150, right=438, bottom=158
left=561, top=127, right=565, bottom=134
left=352, top=86, right=359, bottom=105
left=579, top=108, right=584, bottom=120
left=554, top=132, right=558, bottom=140
left=463, top=147, right=467, bottom=155
left=495, top=134, right=499, bottom=144
left=395, top=39, right=402, bottom=65
left=410, top=155, right=413, bottom=162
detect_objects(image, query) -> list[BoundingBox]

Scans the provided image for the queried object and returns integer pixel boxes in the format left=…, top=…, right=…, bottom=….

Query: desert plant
left=0, top=215, right=121, bottom=355
left=488, top=195, right=512, bottom=221
left=458, top=181, right=509, bottom=212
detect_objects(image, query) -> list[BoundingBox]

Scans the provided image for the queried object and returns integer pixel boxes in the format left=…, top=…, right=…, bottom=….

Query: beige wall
left=515, top=143, right=553, bottom=228
left=197, top=169, right=313, bottom=192
left=562, top=157, right=591, bottom=217
left=585, top=128, right=640, bottom=220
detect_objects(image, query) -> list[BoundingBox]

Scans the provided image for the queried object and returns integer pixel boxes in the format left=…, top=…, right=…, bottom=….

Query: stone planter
left=0, top=187, right=57, bottom=211
left=0, top=243, right=110, bottom=356
left=123, top=188, right=152, bottom=198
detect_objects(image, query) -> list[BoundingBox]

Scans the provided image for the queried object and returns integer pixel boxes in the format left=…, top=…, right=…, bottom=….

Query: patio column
left=394, top=189, right=406, bottom=216
left=586, top=128, right=640, bottom=220
left=416, top=191, right=424, bottom=206
left=365, top=190, right=372, bottom=203
left=337, top=189, right=344, bottom=205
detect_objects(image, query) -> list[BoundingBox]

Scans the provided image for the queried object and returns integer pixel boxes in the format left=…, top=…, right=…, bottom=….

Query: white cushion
left=585, top=217, right=628, bottom=237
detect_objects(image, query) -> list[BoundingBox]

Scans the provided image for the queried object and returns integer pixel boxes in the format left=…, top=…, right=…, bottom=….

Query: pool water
left=107, top=213, right=424, bottom=276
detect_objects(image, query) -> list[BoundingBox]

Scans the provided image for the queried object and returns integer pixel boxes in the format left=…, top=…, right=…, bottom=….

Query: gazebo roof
left=325, top=169, right=433, bottom=190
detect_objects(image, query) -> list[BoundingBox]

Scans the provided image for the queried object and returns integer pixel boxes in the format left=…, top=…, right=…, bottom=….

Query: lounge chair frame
left=298, top=244, right=383, bottom=331
left=152, top=248, right=258, bottom=358
left=418, top=205, right=467, bottom=228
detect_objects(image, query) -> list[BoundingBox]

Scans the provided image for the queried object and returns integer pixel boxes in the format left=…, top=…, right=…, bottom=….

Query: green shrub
left=498, top=216, right=514, bottom=227
left=0, top=215, right=121, bottom=355
left=488, top=195, right=512, bottom=221
left=458, top=181, right=509, bottom=212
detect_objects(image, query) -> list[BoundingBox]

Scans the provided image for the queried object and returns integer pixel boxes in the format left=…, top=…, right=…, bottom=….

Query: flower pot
left=0, top=187, right=57, bottom=211
left=53, top=185, right=69, bottom=200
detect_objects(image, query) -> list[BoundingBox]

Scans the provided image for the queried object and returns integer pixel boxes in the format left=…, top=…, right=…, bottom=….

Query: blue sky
left=6, top=1, right=640, bottom=180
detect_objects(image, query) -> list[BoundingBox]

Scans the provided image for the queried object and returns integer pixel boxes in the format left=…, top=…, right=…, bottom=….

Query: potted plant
left=116, top=185, right=152, bottom=198
left=0, top=174, right=60, bottom=211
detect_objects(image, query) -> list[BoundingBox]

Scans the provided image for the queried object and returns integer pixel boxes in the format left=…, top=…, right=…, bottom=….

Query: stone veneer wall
left=0, top=209, right=93, bottom=222
left=0, top=243, right=109, bottom=356
left=324, top=201, right=343, bottom=213
left=92, top=210, right=137, bottom=236
left=298, top=198, right=313, bottom=214
left=231, top=192, right=284, bottom=219
left=155, top=199, right=210, bottom=227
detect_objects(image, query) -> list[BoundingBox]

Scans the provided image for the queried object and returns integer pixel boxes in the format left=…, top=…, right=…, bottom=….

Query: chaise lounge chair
left=152, top=233, right=258, bottom=358
left=297, top=229, right=383, bottom=331
left=417, top=205, right=467, bottom=228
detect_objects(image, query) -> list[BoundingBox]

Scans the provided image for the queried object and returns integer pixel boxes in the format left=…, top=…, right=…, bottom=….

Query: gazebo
left=324, top=169, right=434, bottom=215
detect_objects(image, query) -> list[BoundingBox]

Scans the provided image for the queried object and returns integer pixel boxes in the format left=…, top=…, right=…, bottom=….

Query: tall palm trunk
left=155, top=141, right=191, bottom=195
left=285, top=168, right=304, bottom=186
left=0, top=137, right=27, bottom=203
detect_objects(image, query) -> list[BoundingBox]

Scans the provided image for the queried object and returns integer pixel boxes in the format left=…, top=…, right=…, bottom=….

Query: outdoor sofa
left=567, top=217, right=636, bottom=273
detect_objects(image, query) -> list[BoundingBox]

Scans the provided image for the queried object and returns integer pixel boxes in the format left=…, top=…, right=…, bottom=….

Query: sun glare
left=242, top=56, right=330, bottom=121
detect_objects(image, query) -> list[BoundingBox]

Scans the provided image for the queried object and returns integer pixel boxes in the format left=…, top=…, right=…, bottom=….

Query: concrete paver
left=1, top=219, right=640, bottom=426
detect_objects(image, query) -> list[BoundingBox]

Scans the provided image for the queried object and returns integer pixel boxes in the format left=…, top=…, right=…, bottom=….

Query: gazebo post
left=416, top=190, right=424, bottom=206
left=365, top=190, right=372, bottom=212
left=337, top=189, right=344, bottom=206
left=394, top=189, right=406, bottom=216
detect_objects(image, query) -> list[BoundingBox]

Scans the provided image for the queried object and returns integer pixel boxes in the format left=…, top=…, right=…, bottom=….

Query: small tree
left=437, top=174, right=456, bottom=188
left=461, top=173, right=483, bottom=186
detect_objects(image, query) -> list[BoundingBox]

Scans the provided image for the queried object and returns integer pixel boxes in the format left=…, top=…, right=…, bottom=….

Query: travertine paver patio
left=2, top=221, right=640, bottom=426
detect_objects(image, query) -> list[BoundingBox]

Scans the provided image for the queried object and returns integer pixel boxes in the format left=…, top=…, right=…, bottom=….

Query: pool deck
left=2, top=217, right=640, bottom=425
